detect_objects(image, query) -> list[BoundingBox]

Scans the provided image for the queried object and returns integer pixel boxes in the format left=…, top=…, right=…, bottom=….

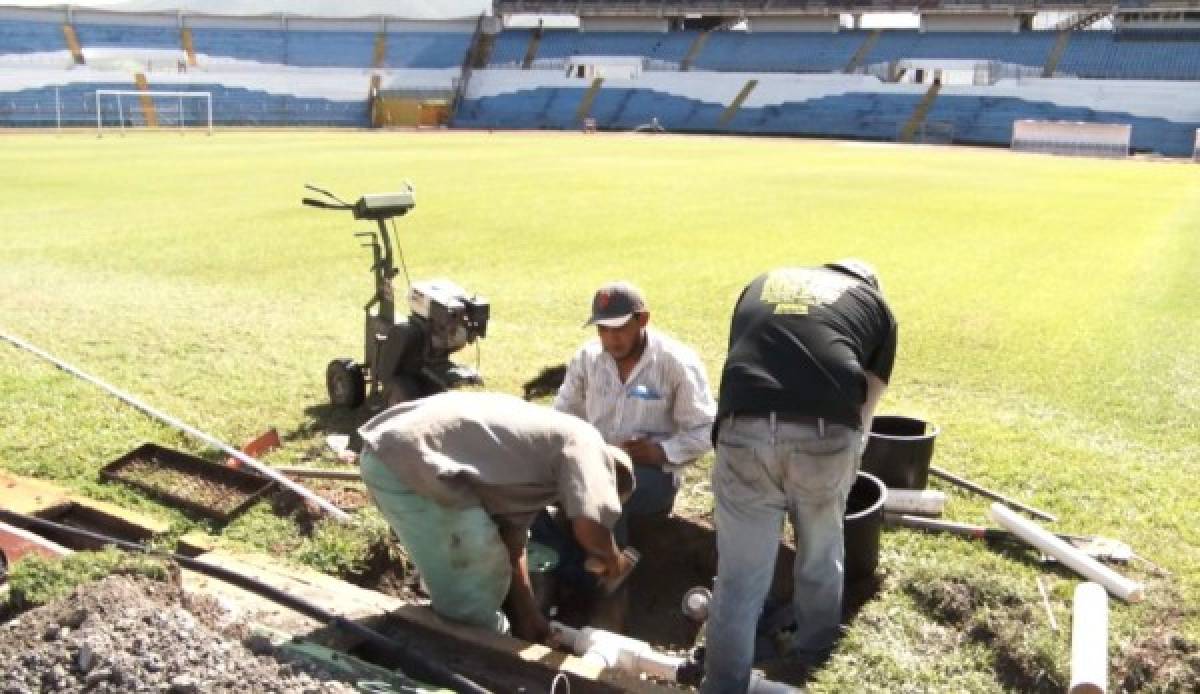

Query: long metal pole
left=276, top=466, right=361, bottom=481
left=0, top=331, right=350, bottom=522
left=928, top=465, right=1057, bottom=522
left=0, top=509, right=492, bottom=694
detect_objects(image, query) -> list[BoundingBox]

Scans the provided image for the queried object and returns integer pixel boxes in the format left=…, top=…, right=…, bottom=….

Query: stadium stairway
left=898, top=81, right=943, bottom=142
left=133, top=72, right=157, bottom=127
left=61, top=23, right=84, bottom=65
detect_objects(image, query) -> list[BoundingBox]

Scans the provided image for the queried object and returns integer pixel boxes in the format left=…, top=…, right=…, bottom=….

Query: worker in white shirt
left=554, top=281, right=716, bottom=521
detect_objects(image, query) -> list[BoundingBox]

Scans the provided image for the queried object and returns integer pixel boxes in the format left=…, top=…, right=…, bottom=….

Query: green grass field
left=2, top=131, right=1198, bottom=691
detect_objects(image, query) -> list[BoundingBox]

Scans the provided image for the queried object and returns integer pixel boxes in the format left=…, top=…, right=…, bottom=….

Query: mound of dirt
left=0, top=574, right=357, bottom=693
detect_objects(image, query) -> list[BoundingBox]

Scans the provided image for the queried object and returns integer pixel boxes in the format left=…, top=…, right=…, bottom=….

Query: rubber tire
left=326, top=358, right=366, bottom=408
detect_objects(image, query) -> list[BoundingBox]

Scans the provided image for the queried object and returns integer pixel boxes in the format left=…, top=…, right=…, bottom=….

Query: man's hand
left=620, top=437, right=667, bottom=466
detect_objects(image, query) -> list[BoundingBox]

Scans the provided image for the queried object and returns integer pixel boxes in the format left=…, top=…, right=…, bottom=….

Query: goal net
left=95, top=90, right=212, bottom=136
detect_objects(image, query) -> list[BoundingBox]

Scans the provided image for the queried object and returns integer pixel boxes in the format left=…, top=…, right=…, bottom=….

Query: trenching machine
left=303, top=183, right=489, bottom=408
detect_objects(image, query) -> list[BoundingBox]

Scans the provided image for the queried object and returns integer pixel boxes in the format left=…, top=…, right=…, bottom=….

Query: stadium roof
left=0, top=1, right=492, bottom=19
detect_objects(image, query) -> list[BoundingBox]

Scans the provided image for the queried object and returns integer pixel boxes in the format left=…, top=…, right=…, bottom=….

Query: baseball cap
left=584, top=282, right=647, bottom=328
left=825, top=258, right=881, bottom=291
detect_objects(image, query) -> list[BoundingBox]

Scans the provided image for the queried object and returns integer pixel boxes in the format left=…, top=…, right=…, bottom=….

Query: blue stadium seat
left=285, top=30, right=376, bottom=68
left=191, top=27, right=286, bottom=64
left=75, top=23, right=178, bottom=51
left=383, top=32, right=471, bottom=68
left=694, top=32, right=863, bottom=73
left=0, top=18, right=63, bottom=55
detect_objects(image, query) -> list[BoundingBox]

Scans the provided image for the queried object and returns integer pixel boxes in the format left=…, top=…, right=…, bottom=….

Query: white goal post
left=95, top=89, right=213, bottom=136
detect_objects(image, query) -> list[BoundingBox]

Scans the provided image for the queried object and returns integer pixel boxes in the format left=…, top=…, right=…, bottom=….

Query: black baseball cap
left=584, top=281, right=647, bottom=328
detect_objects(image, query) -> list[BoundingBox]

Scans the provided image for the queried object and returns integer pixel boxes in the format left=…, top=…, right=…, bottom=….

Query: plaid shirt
left=554, top=328, right=716, bottom=470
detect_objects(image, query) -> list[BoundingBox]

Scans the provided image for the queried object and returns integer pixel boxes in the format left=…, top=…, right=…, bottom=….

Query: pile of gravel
left=0, top=574, right=358, bottom=693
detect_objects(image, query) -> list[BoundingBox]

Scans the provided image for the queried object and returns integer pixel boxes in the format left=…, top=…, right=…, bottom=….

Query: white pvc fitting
left=748, top=671, right=804, bottom=693
left=548, top=621, right=683, bottom=682
left=1069, top=582, right=1109, bottom=694
left=882, top=489, right=946, bottom=516
left=989, top=504, right=1144, bottom=603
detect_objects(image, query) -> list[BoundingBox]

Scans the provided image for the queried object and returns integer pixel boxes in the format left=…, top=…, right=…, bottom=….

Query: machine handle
left=302, top=197, right=349, bottom=210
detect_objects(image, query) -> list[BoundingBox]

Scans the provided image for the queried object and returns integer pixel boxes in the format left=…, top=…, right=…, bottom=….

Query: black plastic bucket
left=860, top=415, right=939, bottom=490
left=844, top=471, right=887, bottom=584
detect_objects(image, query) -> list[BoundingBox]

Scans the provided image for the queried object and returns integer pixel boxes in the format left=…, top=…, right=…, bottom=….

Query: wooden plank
left=182, top=550, right=677, bottom=692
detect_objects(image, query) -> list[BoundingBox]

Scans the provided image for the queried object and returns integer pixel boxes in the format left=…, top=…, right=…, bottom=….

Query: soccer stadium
left=1, top=0, right=1198, bottom=692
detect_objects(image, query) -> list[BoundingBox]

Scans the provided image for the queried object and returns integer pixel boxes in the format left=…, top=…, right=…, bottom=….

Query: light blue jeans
left=701, top=415, right=859, bottom=694
left=360, top=452, right=511, bottom=633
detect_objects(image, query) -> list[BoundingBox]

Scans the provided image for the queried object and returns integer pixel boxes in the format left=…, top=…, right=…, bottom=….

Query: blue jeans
left=700, top=415, right=859, bottom=694
left=531, top=462, right=678, bottom=587
left=613, top=463, right=681, bottom=545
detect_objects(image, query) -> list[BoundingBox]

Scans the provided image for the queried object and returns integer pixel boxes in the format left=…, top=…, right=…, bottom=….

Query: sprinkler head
left=681, top=586, right=712, bottom=622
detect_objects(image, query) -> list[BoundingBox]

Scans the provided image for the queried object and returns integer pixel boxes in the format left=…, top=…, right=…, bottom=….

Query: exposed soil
left=298, top=479, right=371, bottom=512
left=0, top=574, right=358, bottom=693
left=1112, top=602, right=1200, bottom=692
left=106, top=455, right=270, bottom=519
left=345, top=536, right=423, bottom=602
left=907, top=573, right=1066, bottom=692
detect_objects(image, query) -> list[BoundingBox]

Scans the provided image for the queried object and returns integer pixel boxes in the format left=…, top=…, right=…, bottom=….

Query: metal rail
left=929, top=465, right=1057, bottom=522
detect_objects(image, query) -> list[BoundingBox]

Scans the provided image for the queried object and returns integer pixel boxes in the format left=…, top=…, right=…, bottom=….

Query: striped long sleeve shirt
left=553, top=328, right=716, bottom=471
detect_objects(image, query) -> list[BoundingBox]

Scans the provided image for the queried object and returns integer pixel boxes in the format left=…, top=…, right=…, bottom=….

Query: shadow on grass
left=286, top=402, right=378, bottom=447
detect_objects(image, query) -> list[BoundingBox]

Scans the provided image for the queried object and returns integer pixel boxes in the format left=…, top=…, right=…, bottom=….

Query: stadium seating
left=1056, top=31, right=1200, bottom=80
left=2, top=10, right=1199, bottom=156
left=488, top=29, right=533, bottom=67
left=865, top=30, right=1057, bottom=70
left=0, top=80, right=368, bottom=128
left=382, top=32, right=472, bottom=68
left=190, top=28, right=287, bottom=64
left=284, top=30, right=376, bottom=68
left=695, top=32, right=863, bottom=73
left=75, top=23, right=178, bottom=51
left=0, top=18, right=62, bottom=55
left=531, top=29, right=697, bottom=66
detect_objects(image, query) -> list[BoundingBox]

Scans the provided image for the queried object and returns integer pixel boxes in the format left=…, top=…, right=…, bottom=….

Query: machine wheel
left=326, top=358, right=366, bottom=408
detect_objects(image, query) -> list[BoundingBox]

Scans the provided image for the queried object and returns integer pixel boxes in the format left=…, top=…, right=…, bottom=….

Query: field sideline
left=2, top=131, right=1198, bottom=691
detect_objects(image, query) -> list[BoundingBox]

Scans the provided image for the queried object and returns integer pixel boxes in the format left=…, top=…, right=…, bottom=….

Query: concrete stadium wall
left=580, top=18, right=668, bottom=32
left=921, top=15, right=1021, bottom=33
left=749, top=17, right=841, bottom=32
left=466, top=69, right=1200, bottom=123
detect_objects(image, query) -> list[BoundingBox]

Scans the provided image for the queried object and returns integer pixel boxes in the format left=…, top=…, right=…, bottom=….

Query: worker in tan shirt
left=358, top=391, right=637, bottom=643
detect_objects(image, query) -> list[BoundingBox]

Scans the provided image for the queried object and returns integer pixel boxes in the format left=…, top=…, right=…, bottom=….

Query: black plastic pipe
left=0, top=508, right=491, bottom=694
left=928, top=465, right=1057, bottom=522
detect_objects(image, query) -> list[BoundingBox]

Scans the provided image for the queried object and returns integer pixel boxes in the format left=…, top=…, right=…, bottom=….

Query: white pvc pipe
left=882, top=489, right=946, bottom=516
left=549, top=621, right=684, bottom=682
left=0, top=332, right=350, bottom=522
left=988, top=504, right=1143, bottom=603
left=1069, top=582, right=1108, bottom=694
